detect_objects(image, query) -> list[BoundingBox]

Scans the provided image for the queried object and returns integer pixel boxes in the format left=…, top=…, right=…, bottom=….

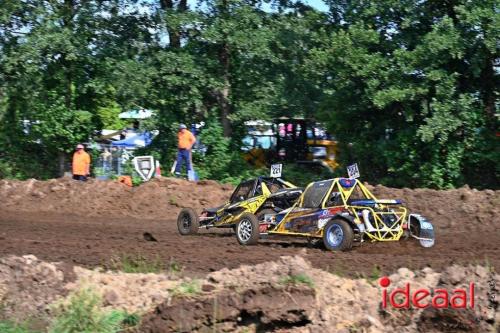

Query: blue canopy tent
left=111, top=132, right=153, bottom=148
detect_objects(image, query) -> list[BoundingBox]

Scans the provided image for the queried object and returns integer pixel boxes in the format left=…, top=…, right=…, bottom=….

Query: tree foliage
left=0, top=0, right=497, bottom=188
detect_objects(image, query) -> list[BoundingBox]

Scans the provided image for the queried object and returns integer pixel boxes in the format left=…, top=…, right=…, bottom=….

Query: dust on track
left=1, top=211, right=498, bottom=277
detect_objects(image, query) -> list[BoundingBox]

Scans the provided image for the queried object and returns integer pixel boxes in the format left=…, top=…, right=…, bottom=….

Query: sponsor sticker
left=318, top=218, right=329, bottom=229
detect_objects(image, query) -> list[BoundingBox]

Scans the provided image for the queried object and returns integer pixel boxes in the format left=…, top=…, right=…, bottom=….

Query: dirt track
left=1, top=210, right=498, bottom=277
left=1, top=178, right=499, bottom=332
left=1, top=177, right=498, bottom=277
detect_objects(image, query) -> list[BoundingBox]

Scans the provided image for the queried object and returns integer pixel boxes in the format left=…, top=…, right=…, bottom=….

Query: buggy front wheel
left=236, top=213, right=260, bottom=245
left=323, top=219, right=354, bottom=251
left=177, top=208, right=199, bottom=235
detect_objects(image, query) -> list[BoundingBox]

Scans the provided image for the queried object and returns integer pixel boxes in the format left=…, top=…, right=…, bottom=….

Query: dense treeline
left=0, top=0, right=498, bottom=188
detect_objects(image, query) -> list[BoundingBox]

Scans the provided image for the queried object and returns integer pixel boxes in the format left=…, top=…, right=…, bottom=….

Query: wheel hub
left=238, top=219, right=252, bottom=242
left=327, top=224, right=343, bottom=247
left=182, top=215, right=191, bottom=229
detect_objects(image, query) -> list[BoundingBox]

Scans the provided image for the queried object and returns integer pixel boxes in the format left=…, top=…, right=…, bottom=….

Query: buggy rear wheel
left=323, top=219, right=354, bottom=251
left=409, top=216, right=435, bottom=248
left=236, top=213, right=260, bottom=245
left=177, top=208, right=199, bottom=235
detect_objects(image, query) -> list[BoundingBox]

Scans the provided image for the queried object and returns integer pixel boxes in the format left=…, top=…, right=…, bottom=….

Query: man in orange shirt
left=174, top=124, right=196, bottom=177
left=72, top=144, right=91, bottom=181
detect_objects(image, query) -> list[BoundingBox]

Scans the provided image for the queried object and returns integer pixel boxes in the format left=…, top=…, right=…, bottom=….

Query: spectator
left=72, top=144, right=91, bottom=181
left=175, top=124, right=196, bottom=177
left=101, top=148, right=112, bottom=173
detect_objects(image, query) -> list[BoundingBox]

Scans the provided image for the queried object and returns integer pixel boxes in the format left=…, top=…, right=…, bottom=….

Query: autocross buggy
left=234, top=177, right=435, bottom=251
left=177, top=177, right=302, bottom=235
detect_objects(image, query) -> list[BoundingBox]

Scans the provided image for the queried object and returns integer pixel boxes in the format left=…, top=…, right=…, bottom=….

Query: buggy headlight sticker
left=318, top=218, right=329, bottom=229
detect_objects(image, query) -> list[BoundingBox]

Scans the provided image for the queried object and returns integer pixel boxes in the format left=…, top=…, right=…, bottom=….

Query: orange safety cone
left=118, top=175, right=133, bottom=187
left=155, top=160, right=161, bottom=177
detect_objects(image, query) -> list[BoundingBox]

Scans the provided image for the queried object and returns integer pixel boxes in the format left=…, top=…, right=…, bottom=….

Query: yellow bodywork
left=242, top=147, right=267, bottom=168
left=305, top=139, right=339, bottom=170
left=268, top=178, right=407, bottom=242
left=213, top=181, right=295, bottom=226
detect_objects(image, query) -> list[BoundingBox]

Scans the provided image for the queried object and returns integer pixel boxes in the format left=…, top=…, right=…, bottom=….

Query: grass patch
left=0, top=321, right=38, bottom=333
left=280, top=273, right=314, bottom=288
left=167, top=258, right=184, bottom=275
left=168, top=196, right=178, bottom=206
left=369, top=265, right=382, bottom=281
left=49, top=288, right=138, bottom=333
left=121, top=312, right=141, bottom=328
left=347, top=323, right=362, bottom=333
left=326, top=265, right=345, bottom=278
left=111, top=253, right=163, bottom=273
left=171, top=280, right=201, bottom=297
left=483, top=257, right=495, bottom=273
left=131, top=176, right=143, bottom=187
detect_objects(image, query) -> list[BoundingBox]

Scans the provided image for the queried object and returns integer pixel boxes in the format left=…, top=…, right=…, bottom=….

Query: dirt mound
left=142, top=284, right=315, bottom=333
left=0, top=254, right=182, bottom=321
left=367, top=184, right=500, bottom=230
left=1, top=177, right=497, bottom=231
left=0, top=255, right=72, bottom=322
left=66, top=266, right=181, bottom=315
left=0, top=255, right=497, bottom=332
left=140, top=256, right=499, bottom=333
left=0, top=177, right=232, bottom=219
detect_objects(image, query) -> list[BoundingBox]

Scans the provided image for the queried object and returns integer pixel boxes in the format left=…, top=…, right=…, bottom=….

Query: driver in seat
left=328, top=192, right=342, bottom=206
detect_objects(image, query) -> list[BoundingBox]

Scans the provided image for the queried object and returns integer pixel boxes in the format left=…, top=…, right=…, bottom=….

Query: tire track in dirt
left=0, top=211, right=498, bottom=277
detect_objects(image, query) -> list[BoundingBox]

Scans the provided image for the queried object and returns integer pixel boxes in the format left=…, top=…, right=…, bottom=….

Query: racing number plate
left=347, top=163, right=360, bottom=179
left=270, top=163, right=282, bottom=178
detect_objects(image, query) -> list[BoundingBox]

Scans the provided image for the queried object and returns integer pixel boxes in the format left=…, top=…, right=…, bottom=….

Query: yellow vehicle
left=233, top=177, right=435, bottom=250
left=275, top=117, right=338, bottom=171
left=177, top=177, right=302, bottom=235
left=242, top=120, right=275, bottom=168
left=242, top=118, right=338, bottom=171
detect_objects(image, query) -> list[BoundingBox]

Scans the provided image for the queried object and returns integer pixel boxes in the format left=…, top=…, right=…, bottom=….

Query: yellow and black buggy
left=177, top=177, right=302, bottom=235
left=233, top=177, right=435, bottom=250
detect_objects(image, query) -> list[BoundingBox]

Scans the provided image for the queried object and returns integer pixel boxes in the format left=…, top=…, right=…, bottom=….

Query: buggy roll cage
left=229, top=177, right=296, bottom=204
left=269, top=178, right=408, bottom=242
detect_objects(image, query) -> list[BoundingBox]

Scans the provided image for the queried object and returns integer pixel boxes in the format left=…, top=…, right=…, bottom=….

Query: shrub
left=279, top=274, right=315, bottom=288
left=49, top=288, right=130, bottom=333
left=171, top=280, right=201, bottom=297
left=111, top=253, right=163, bottom=273
left=48, top=288, right=140, bottom=333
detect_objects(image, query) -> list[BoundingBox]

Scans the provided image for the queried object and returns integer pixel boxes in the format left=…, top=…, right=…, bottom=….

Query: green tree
left=305, top=0, right=498, bottom=188
left=0, top=0, right=497, bottom=189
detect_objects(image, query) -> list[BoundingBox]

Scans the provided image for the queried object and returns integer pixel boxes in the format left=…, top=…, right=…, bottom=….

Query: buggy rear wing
left=349, top=199, right=403, bottom=207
